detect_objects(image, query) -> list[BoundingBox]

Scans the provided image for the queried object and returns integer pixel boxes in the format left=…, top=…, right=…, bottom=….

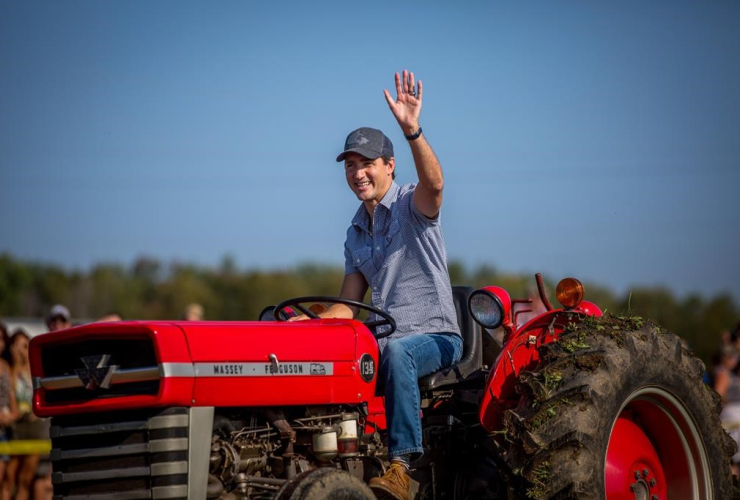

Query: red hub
left=606, top=414, right=666, bottom=500
left=605, top=388, right=712, bottom=499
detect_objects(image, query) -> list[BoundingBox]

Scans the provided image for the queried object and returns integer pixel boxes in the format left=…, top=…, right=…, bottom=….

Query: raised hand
left=384, top=70, right=422, bottom=135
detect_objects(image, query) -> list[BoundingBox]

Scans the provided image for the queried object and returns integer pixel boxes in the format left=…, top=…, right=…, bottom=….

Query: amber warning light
left=556, top=278, right=585, bottom=309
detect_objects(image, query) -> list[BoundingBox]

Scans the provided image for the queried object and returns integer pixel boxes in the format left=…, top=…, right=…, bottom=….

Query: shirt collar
left=379, top=181, right=400, bottom=210
left=351, top=182, right=400, bottom=234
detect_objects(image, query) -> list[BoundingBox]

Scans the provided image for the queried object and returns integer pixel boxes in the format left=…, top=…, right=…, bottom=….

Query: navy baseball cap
left=336, top=127, right=394, bottom=162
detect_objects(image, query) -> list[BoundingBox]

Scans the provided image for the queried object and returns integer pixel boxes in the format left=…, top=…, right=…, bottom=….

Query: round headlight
left=556, top=278, right=584, bottom=309
left=469, top=291, right=504, bottom=329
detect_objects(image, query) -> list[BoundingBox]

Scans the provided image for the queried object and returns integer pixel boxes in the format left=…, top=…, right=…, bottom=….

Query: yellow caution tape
left=0, top=440, right=52, bottom=455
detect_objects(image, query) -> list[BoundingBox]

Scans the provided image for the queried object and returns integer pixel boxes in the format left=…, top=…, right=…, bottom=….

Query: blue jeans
left=378, top=332, right=463, bottom=460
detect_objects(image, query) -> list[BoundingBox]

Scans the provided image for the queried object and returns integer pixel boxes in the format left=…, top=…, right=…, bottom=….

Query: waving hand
left=384, top=70, right=422, bottom=135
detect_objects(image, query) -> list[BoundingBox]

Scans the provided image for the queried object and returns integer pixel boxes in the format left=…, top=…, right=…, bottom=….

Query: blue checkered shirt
left=344, top=182, right=461, bottom=351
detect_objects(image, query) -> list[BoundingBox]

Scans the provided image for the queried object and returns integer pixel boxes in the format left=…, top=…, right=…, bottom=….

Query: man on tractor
left=290, top=70, right=462, bottom=500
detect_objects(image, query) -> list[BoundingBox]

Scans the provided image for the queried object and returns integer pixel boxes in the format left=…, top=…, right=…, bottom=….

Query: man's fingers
left=394, top=70, right=422, bottom=100
left=383, top=89, right=397, bottom=110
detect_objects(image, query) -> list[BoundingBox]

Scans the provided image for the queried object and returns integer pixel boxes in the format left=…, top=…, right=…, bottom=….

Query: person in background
left=32, top=306, right=72, bottom=500
left=97, top=312, right=122, bottom=322
left=0, top=323, right=17, bottom=497
left=731, top=323, right=740, bottom=358
left=46, top=305, right=72, bottom=332
left=184, top=303, right=204, bottom=321
left=713, top=343, right=740, bottom=477
left=2, top=329, right=40, bottom=500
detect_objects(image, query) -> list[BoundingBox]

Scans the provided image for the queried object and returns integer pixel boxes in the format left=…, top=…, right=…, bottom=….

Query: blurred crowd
left=709, top=321, right=740, bottom=477
left=0, top=302, right=203, bottom=500
left=0, top=305, right=71, bottom=500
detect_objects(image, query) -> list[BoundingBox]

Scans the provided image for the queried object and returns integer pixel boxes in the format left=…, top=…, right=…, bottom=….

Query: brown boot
left=369, top=462, right=410, bottom=500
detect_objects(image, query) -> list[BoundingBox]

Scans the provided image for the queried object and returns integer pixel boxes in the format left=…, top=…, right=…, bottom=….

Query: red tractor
left=30, top=274, right=734, bottom=499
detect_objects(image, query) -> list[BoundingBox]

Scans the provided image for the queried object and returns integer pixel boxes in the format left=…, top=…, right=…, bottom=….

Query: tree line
left=0, top=253, right=736, bottom=365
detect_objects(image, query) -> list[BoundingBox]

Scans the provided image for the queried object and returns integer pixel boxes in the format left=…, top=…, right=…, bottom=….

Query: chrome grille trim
left=50, top=414, right=189, bottom=439
left=58, top=490, right=151, bottom=500
left=53, top=438, right=190, bottom=459
left=51, top=462, right=189, bottom=484
left=152, top=485, right=189, bottom=499
left=51, top=408, right=193, bottom=500
left=53, top=486, right=189, bottom=500
left=151, top=462, right=188, bottom=476
left=36, top=363, right=195, bottom=391
left=149, top=438, right=189, bottom=453
left=51, top=437, right=188, bottom=461
left=35, top=366, right=159, bottom=391
left=51, top=420, right=147, bottom=438
left=53, top=467, right=151, bottom=484
left=160, top=363, right=195, bottom=377
left=52, top=442, right=149, bottom=461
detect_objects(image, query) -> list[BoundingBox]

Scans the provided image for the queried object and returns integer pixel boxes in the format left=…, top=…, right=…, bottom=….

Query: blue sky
left=1, top=1, right=739, bottom=301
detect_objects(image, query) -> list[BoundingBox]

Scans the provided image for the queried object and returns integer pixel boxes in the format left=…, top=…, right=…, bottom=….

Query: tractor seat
left=418, top=286, right=483, bottom=391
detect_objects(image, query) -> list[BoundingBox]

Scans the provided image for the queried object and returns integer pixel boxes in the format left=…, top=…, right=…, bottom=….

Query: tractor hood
left=30, top=319, right=379, bottom=417
left=180, top=320, right=360, bottom=363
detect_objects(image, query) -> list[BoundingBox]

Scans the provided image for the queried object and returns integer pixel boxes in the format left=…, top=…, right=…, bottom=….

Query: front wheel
left=275, top=468, right=376, bottom=500
left=501, top=316, right=736, bottom=499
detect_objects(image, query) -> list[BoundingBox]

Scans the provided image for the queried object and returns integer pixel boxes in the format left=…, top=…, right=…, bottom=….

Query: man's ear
left=387, top=157, right=395, bottom=176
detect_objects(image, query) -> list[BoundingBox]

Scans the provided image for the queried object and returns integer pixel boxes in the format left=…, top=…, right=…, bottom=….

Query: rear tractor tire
left=501, top=315, right=736, bottom=499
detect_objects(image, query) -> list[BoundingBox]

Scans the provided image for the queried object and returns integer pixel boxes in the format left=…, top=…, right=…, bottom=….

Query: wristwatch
left=404, top=126, right=422, bottom=141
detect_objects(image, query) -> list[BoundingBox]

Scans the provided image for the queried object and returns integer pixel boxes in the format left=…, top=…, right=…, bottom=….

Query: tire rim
left=605, top=386, right=711, bottom=500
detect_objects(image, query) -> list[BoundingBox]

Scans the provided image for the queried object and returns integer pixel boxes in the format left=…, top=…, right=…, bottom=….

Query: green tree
left=0, top=253, right=736, bottom=366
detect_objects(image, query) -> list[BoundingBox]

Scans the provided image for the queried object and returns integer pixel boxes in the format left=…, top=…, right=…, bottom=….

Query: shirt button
left=373, top=286, right=377, bottom=291
left=376, top=246, right=380, bottom=251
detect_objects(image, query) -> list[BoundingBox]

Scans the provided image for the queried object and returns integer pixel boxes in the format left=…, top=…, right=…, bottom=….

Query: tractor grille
left=38, top=338, right=160, bottom=404
left=42, top=338, right=157, bottom=376
left=50, top=407, right=190, bottom=500
left=44, top=380, right=160, bottom=404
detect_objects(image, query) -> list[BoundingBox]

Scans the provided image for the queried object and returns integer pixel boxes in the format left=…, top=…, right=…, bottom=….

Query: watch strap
left=404, top=126, right=422, bottom=141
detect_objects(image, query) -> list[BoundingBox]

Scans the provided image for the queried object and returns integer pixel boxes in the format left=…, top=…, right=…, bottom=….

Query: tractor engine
left=206, top=407, right=383, bottom=499
left=48, top=404, right=385, bottom=500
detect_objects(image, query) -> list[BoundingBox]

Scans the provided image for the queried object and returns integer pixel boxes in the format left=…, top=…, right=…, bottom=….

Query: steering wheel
left=273, top=296, right=397, bottom=339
